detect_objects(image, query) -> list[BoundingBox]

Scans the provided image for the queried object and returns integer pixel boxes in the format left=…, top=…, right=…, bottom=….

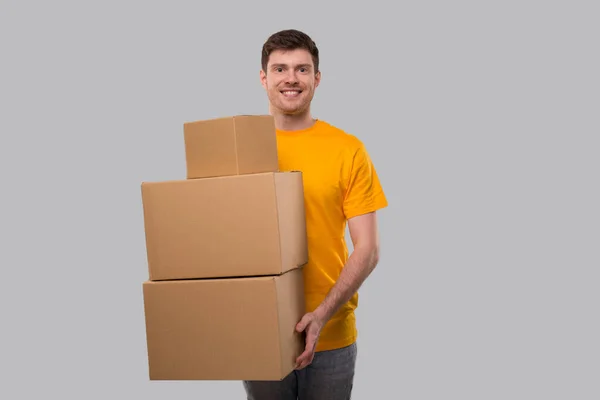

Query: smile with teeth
left=281, top=90, right=302, bottom=97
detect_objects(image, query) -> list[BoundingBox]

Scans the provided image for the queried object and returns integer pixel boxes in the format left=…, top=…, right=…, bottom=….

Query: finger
left=296, top=351, right=314, bottom=370
left=296, top=314, right=311, bottom=332
left=295, top=346, right=312, bottom=369
left=294, top=333, right=309, bottom=368
left=296, top=349, right=308, bottom=366
left=295, top=341, right=314, bottom=369
left=297, top=358, right=309, bottom=370
left=295, top=323, right=317, bottom=369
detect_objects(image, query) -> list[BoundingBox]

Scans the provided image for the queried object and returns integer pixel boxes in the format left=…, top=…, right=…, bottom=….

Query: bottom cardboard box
left=142, top=267, right=306, bottom=381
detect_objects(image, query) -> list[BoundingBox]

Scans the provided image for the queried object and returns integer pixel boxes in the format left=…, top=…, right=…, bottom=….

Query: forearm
left=314, top=245, right=379, bottom=322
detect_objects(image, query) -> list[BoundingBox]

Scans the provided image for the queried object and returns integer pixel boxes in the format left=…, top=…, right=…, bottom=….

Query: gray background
left=1, top=1, right=598, bottom=399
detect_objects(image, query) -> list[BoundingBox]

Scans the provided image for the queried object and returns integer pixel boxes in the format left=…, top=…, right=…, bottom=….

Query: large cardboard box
left=141, top=171, right=308, bottom=281
left=183, top=115, right=279, bottom=179
left=143, top=267, right=306, bottom=381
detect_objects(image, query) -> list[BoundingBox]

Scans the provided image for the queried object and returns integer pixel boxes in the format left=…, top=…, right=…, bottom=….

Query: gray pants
left=243, top=342, right=357, bottom=400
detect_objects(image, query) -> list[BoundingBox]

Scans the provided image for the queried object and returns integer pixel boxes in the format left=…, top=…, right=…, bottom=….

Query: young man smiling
left=242, top=29, right=388, bottom=400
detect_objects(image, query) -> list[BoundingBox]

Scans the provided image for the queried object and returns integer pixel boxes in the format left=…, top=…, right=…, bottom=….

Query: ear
left=260, top=69, right=267, bottom=89
left=314, top=70, right=321, bottom=88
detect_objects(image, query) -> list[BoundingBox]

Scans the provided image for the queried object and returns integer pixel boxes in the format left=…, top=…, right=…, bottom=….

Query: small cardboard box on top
left=140, top=115, right=308, bottom=381
left=183, top=114, right=280, bottom=179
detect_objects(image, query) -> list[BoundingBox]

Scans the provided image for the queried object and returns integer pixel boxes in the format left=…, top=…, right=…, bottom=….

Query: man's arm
left=313, top=210, right=381, bottom=323
left=294, top=210, right=382, bottom=369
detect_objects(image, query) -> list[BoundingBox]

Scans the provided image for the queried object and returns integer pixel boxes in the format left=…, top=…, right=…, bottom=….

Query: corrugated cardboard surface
left=143, top=267, right=306, bottom=381
left=141, top=171, right=308, bottom=280
left=183, top=115, right=279, bottom=179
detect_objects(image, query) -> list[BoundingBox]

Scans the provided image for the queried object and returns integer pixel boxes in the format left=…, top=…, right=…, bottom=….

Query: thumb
left=296, top=313, right=312, bottom=332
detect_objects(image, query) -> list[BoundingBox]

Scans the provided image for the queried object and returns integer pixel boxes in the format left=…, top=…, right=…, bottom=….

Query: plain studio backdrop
left=0, top=1, right=598, bottom=399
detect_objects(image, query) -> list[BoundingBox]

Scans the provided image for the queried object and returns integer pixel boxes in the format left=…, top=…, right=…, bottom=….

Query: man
left=243, top=29, right=388, bottom=399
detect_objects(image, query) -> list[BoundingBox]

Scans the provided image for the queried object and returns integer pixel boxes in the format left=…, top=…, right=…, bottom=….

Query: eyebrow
left=271, top=63, right=313, bottom=69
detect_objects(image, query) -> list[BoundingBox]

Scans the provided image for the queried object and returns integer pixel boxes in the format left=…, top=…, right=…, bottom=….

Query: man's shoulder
left=316, top=120, right=365, bottom=150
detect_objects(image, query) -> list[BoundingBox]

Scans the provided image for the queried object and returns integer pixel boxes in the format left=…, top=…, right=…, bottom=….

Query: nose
left=285, top=70, right=298, bottom=84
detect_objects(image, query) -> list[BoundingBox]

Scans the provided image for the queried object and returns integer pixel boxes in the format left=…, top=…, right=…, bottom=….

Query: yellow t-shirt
left=275, top=119, right=388, bottom=352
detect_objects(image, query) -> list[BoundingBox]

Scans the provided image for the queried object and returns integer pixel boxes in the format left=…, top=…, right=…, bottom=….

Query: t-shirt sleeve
left=343, top=141, right=388, bottom=219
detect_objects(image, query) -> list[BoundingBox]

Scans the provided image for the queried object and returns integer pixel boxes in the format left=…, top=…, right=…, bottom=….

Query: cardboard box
left=141, top=171, right=308, bottom=281
left=143, top=267, right=306, bottom=381
left=183, top=115, right=279, bottom=179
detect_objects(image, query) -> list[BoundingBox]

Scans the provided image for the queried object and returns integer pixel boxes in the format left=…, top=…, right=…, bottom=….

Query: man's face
left=260, top=48, right=321, bottom=115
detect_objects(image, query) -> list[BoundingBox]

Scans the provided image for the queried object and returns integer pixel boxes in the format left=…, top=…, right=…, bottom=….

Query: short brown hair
left=261, top=29, right=320, bottom=73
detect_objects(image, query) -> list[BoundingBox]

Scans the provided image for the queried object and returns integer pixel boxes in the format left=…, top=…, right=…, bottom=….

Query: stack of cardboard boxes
left=140, top=115, right=309, bottom=381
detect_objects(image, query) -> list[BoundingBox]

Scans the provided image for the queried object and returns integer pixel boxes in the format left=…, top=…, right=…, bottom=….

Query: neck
left=270, top=106, right=315, bottom=131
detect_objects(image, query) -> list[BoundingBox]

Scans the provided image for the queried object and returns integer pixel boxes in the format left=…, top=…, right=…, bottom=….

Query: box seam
left=141, top=184, right=157, bottom=280
left=272, top=173, right=284, bottom=272
left=232, top=117, right=240, bottom=174
left=275, top=277, right=284, bottom=377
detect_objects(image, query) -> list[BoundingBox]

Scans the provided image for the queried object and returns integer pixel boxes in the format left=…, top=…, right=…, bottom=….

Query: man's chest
left=277, top=148, right=347, bottom=208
